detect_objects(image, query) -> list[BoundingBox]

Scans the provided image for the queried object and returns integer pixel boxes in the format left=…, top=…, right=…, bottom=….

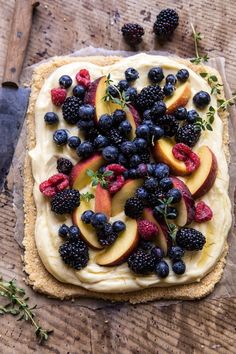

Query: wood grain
left=0, top=0, right=236, bottom=352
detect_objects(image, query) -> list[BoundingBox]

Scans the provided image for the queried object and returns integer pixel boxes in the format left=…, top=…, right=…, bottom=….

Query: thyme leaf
left=190, top=24, right=209, bottom=65
left=102, top=74, right=131, bottom=109
left=86, top=169, right=113, bottom=189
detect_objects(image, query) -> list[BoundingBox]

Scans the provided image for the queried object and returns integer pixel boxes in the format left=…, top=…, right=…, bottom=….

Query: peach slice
left=95, top=218, right=138, bottom=266
left=170, top=177, right=195, bottom=226
left=165, top=82, right=191, bottom=114
left=111, top=179, right=143, bottom=216
left=153, top=138, right=190, bottom=176
left=95, top=183, right=111, bottom=218
left=70, top=153, right=104, bottom=190
left=185, top=146, right=218, bottom=199
left=143, top=208, right=172, bottom=256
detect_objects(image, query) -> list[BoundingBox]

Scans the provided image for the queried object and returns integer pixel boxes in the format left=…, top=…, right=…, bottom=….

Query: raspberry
left=172, top=143, right=200, bottom=173
left=76, top=69, right=90, bottom=88
left=39, top=173, right=69, bottom=197
left=138, top=220, right=159, bottom=240
left=51, top=88, right=67, bottom=106
left=105, top=164, right=127, bottom=175
left=108, top=175, right=125, bottom=195
left=194, top=201, right=213, bottom=223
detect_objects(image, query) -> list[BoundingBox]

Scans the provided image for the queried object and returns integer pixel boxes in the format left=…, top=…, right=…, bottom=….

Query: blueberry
left=98, top=166, right=106, bottom=174
left=76, top=141, right=94, bottom=158
left=193, top=90, right=211, bottom=109
left=118, top=153, right=129, bottom=167
left=112, top=220, right=126, bottom=233
left=139, top=239, right=154, bottom=251
left=59, top=75, right=72, bottom=89
left=81, top=210, right=94, bottom=224
left=136, top=163, right=148, bottom=177
left=176, top=69, right=189, bottom=82
left=118, top=80, right=129, bottom=91
left=136, top=124, right=150, bottom=140
left=58, top=224, right=70, bottom=238
left=94, top=134, right=109, bottom=149
left=128, top=168, right=138, bottom=179
left=166, top=74, right=177, bottom=85
left=154, top=163, right=170, bottom=179
left=68, top=136, right=81, bottom=149
left=134, top=138, right=148, bottom=151
left=123, top=170, right=129, bottom=179
left=77, top=119, right=95, bottom=130
left=130, top=154, right=141, bottom=168
left=148, top=67, right=164, bottom=84
left=78, top=104, right=95, bottom=120
left=174, top=107, right=187, bottom=121
left=119, top=120, right=132, bottom=136
left=155, top=260, right=169, bottom=278
left=136, top=187, right=148, bottom=200
left=187, top=109, right=199, bottom=124
left=153, top=204, right=165, bottom=220
left=120, top=141, right=136, bottom=156
left=163, top=83, right=175, bottom=97
left=44, top=112, right=59, bottom=125
left=166, top=188, right=182, bottom=203
left=69, top=225, right=81, bottom=241
left=90, top=212, right=108, bottom=229
left=146, top=163, right=156, bottom=176
left=168, top=246, right=185, bottom=260
left=142, top=120, right=154, bottom=129
left=125, top=87, right=138, bottom=102
left=151, top=125, right=164, bottom=140
left=159, top=177, right=173, bottom=191
left=102, top=146, right=119, bottom=162
left=151, top=101, right=166, bottom=117
left=73, top=85, right=85, bottom=98
left=125, top=67, right=139, bottom=82
left=53, top=129, right=68, bottom=145
left=144, top=177, right=158, bottom=191
left=151, top=247, right=164, bottom=261
left=172, top=260, right=186, bottom=275
left=142, top=109, right=153, bottom=121
left=98, top=114, right=113, bottom=132
left=112, top=109, right=126, bottom=125
left=108, top=85, right=119, bottom=97
left=166, top=206, right=178, bottom=219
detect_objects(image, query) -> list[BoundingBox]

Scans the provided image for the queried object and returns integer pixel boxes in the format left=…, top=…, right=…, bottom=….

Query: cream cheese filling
left=30, top=54, right=232, bottom=293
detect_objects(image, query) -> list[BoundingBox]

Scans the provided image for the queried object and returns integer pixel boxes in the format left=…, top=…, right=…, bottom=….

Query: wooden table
left=0, top=1, right=236, bottom=353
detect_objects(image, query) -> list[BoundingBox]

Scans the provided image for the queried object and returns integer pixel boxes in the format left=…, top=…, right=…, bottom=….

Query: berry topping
left=121, top=23, right=144, bottom=46
left=125, top=67, right=139, bottom=82
left=187, top=109, right=199, bottom=124
left=138, top=219, right=159, bottom=240
left=68, top=225, right=81, bottom=242
left=90, top=212, right=108, bottom=230
left=112, top=109, right=126, bottom=125
left=105, top=163, right=127, bottom=175
left=117, top=80, right=130, bottom=92
left=135, top=85, right=164, bottom=111
left=81, top=210, right=94, bottom=224
left=166, top=74, right=177, bottom=85
left=128, top=249, right=156, bottom=274
left=57, top=158, right=73, bottom=175
left=76, top=141, right=94, bottom=159
left=44, top=112, right=59, bottom=125
left=119, top=120, right=132, bottom=136
left=168, top=246, right=184, bottom=260
left=51, top=189, right=80, bottom=214
left=120, top=141, right=137, bottom=156
left=151, top=247, right=164, bottom=261
left=175, top=124, right=201, bottom=147
left=53, top=129, right=68, bottom=145
left=102, top=146, right=119, bottom=163
left=172, top=143, right=200, bottom=173
left=194, top=201, right=213, bottom=223
left=151, top=101, right=167, bottom=118
left=59, top=75, right=73, bottom=89
left=62, top=96, right=82, bottom=124
left=59, top=238, right=89, bottom=270
left=68, top=136, right=81, bottom=149
left=76, top=69, right=90, bottom=88
left=112, top=220, right=126, bottom=233
left=125, top=87, right=138, bottom=102
left=108, top=174, right=125, bottom=194
left=96, top=223, right=118, bottom=246
left=58, top=224, right=70, bottom=238
left=154, top=163, right=170, bottom=179
left=98, top=114, right=113, bottom=133
left=51, top=88, right=67, bottom=106
left=193, top=90, right=211, bottom=109
left=39, top=173, right=69, bottom=197
left=153, top=8, right=179, bottom=39
left=78, top=104, right=95, bottom=120
left=148, top=67, right=164, bottom=84
left=109, top=128, right=124, bottom=146
left=166, top=188, right=182, bottom=203
left=163, top=83, right=175, bottom=97
left=176, top=228, right=206, bottom=251
left=157, top=114, right=179, bottom=137
left=155, top=260, right=169, bottom=278
left=124, top=197, right=144, bottom=219
left=159, top=177, right=173, bottom=191
left=172, top=260, right=186, bottom=275
left=73, top=84, right=86, bottom=98
left=176, top=69, right=189, bottom=82
left=174, top=107, right=188, bottom=121
left=144, top=177, right=158, bottom=191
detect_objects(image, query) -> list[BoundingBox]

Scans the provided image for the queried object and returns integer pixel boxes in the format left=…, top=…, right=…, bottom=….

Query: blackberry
left=121, top=23, right=145, bottom=46
left=96, top=223, right=118, bottom=247
left=124, top=197, right=144, bottom=219
left=147, top=189, right=165, bottom=208
left=153, top=9, right=179, bottom=40
left=57, top=158, right=73, bottom=175
left=157, top=114, right=179, bottom=137
left=139, top=150, right=151, bottom=163
left=85, top=128, right=100, bottom=141
left=128, top=249, right=155, bottom=274
left=62, top=96, right=82, bottom=124
left=138, top=239, right=154, bottom=251
left=59, top=239, right=89, bottom=270
left=135, top=85, right=164, bottom=111
left=109, top=128, right=124, bottom=146
left=176, top=228, right=206, bottom=251
left=175, top=124, right=201, bottom=147
left=51, top=189, right=80, bottom=214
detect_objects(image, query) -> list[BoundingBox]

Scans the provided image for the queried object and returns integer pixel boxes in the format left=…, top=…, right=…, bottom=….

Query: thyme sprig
left=194, top=107, right=215, bottom=131
left=102, top=74, right=131, bottom=109
left=0, top=276, right=53, bottom=344
left=190, top=24, right=209, bottom=65
left=155, top=198, right=178, bottom=240
left=80, top=192, right=95, bottom=202
left=199, top=72, right=223, bottom=95
left=86, top=168, right=113, bottom=189
left=217, top=93, right=236, bottom=111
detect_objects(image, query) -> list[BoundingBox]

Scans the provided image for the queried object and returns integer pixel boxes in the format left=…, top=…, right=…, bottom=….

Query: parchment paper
left=12, top=47, right=236, bottom=304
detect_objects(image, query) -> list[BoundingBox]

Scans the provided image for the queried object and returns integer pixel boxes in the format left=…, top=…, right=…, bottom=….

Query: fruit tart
left=24, top=54, right=232, bottom=302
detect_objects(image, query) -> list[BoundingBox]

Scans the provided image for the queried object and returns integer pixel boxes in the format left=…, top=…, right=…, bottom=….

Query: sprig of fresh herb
left=190, top=24, right=209, bottom=65
left=80, top=192, right=95, bottom=202
left=217, top=92, right=236, bottom=111
left=102, top=74, right=131, bottom=109
left=0, top=276, right=53, bottom=344
left=199, top=72, right=223, bottom=95
left=155, top=198, right=178, bottom=240
left=194, top=107, right=215, bottom=131
left=86, top=168, right=113, bottom=189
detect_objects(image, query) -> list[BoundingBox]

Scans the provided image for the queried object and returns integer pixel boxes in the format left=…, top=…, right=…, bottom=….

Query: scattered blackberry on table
left=163, top=83, right=175, bottom=97
left=44, top=112, right=59, bottom=125
left=125, top=87, right=138, bottom=102
left=125, top=67, right=139, bottom=82
left=193, top=90, right=211, bottom=109
left=117, top=80, right=130, bottom=92
left=135, top=85, right=164, bottom=111
left=166, top=74, right=177, bottom=85
left=159, top=177, right=173, bottom=191
left=94, top=134, right=109, bottom=149
left=97, top=223, right=118, bottom=246
left=157, top=114, right=179, bottom=137
left=57, top=157, right=73, bottom=175
left=112, top=109, right=126, bottom=125
left=62, top=96, right=82, bottom=124
left=68, top=225, right=81, bottom=242
left=53, top=129, right=68, bottom=145
left=112, top=220, right=126, bottom=233
left=175, top=124, right=201, bottom=147
left=51, top=189, right=80, bottom=214
left=130, top=154, right=141, bottom=168
left=90, top=212, right=108, bottom=229
left=102, top=145, right=119, bottom=162
left=68, top=136, right=81, bottom=149
left=151, top=101, right=167, bottom=118
left=78, top=104, right=95, bottom=120
left=176, top=228, right=206, bottom=251
left=58, top=224, right=70, bottom=239
left=153, top=8, right=179, bottom=40
left=155, top=260, right=169, bottom=278
left=172, top=260, right=186, bottom=275
left=128, top=249, right=156, bottom=274
left=151, top=247, right=164, bottom=262
left=174, top=107, right=187, bottom=121
left=154, top=163, right=170, bottom=179
left=148, top=67, right=164, bottom=84
left=187, top=109, right=199, bottom=124
left=81, top=210, right=94, bottom=224
left=166, top=188, right=182, bottom=203
left=59, top=75, right=73, bottom=89
left=121, top=23, right=145, bottom=46
left=176, top=69, right=189, bottom=82
left=59, top=238, right=89, bottom=270
left=109, top=128, right=124, bottom=146
left=120, top=141, right=137, bottom=156
left=73, top=85, right=86, bottom=99
left=119, top=120, right=132, bottom=136
left=168, top=246, right=185, bottom=260
left=76, top=141, right=94, bottom=158
left=124, top=197, right=144, bottom=219
left=98, top=114, right=113, bottom=133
